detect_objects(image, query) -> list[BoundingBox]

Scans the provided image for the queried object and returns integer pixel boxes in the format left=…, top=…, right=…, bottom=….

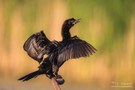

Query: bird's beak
left=73, top=19, right=80, bottom=25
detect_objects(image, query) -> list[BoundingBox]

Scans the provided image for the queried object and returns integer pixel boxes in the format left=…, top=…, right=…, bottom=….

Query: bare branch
left=52, top=77, right=61, bottom=90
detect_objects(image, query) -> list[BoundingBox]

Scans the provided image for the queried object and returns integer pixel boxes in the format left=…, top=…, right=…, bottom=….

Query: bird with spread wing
left=18, top=18, right=97, bottom=85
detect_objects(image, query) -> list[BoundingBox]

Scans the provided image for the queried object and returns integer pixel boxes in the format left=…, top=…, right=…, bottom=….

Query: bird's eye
left=71, top=20, right=74, bottom=23
left=68, top=21, right=71, bottom=24
left=68, top=20, right=74, bottom=25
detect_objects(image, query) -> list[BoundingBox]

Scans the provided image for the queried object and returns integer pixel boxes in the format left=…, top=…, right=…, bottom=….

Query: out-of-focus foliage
left=0, top=0, right=135, bottom=89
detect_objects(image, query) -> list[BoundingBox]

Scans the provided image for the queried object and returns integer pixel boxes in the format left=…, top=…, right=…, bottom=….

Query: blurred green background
left=0, top=0, right=135, bottom=90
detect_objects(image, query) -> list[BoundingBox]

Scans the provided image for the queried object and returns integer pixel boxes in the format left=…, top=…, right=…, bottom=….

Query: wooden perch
left=52, top=77, right=61, bottom=90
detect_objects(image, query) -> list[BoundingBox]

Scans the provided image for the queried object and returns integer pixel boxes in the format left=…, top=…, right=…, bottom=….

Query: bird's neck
left=61, top=26, right=71, bottom=41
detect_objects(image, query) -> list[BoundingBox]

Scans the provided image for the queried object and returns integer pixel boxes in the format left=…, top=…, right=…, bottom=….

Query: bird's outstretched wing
left=58, top=36, right=97, bottom=63
left=23, top=31, right=51, bottom=63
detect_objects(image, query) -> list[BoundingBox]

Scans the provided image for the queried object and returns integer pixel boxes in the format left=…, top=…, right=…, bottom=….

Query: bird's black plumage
left=61, top=18, right=80, bottom=40
left=18, top=57, right=54, bottom=81
left=19, top=18, right=97, bottom=85
left=23, top=31, right=52, bottom=63
left=56, top=36, right=96, bottom=67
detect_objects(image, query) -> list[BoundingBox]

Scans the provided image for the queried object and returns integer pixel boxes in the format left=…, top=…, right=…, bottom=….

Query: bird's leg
left=52, top=65, right=65, bottom=85
left=52, top=65, right=59, bottom=76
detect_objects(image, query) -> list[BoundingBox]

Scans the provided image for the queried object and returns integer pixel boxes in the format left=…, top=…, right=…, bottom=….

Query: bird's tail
left=18, top=70, right=41, bottom=81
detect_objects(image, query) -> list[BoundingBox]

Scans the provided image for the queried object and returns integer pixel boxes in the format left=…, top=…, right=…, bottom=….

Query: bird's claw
left=56, top=75, right=65, bottom=85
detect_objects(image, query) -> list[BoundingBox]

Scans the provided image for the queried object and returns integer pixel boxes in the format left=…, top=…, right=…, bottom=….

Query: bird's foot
left=56, top=75, right=65, bottom=85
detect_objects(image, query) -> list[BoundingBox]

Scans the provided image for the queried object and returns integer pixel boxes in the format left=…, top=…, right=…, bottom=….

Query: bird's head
left=62, top=18, right=80, bottom=29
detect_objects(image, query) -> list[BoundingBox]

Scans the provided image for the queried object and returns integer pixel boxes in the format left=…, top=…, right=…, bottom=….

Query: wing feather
left=23, top=31, right=51, bottom=63
left=58, top=36, right=97, bottom=62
